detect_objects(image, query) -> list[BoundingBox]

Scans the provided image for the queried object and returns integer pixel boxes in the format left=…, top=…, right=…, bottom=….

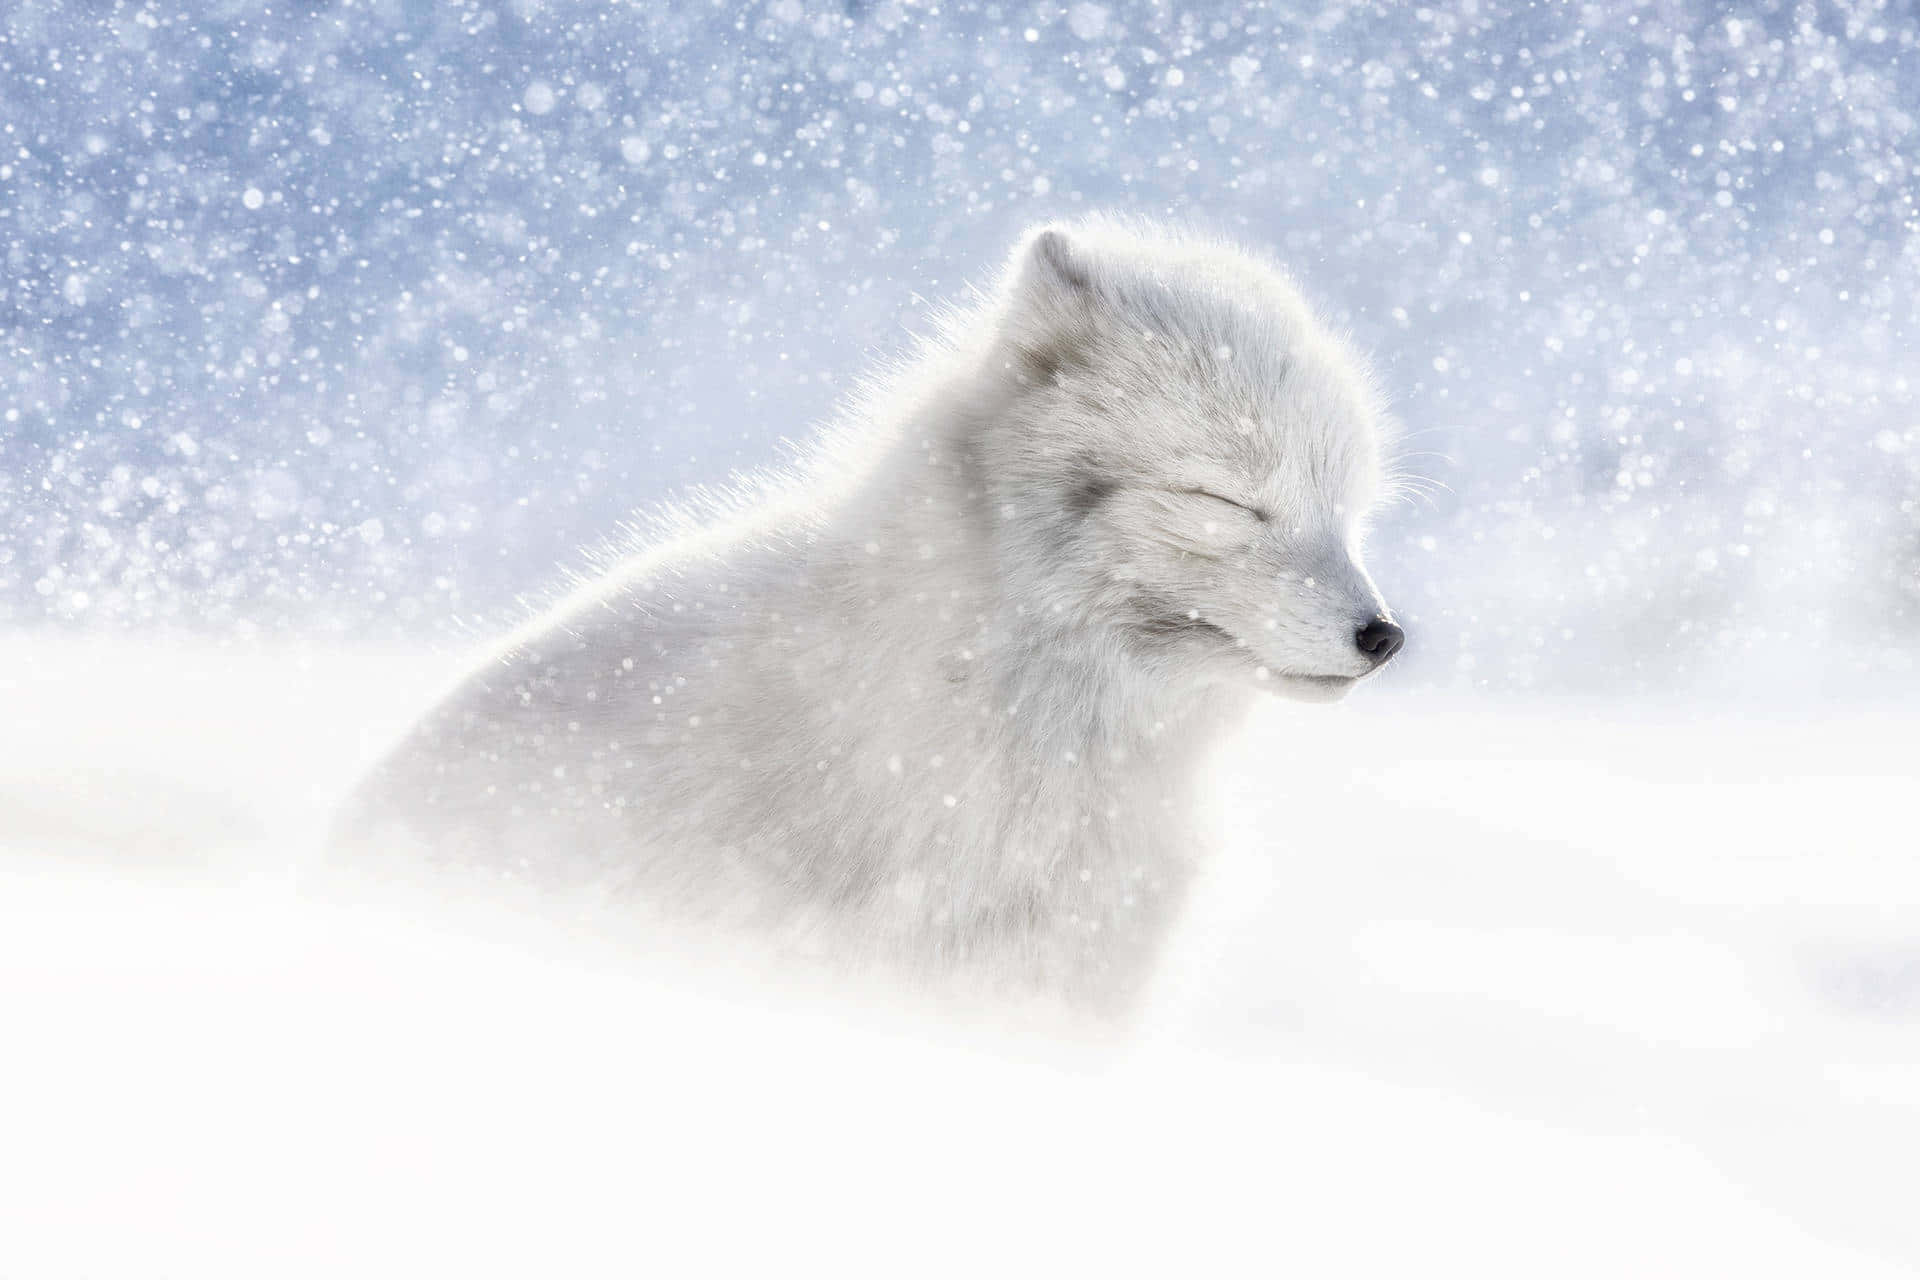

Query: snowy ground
left=3, top=634, right=1917, bottom=1277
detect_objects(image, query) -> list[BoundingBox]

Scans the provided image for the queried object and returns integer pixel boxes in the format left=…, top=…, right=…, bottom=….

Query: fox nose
left=1355, top=618, right=1405, bottom=667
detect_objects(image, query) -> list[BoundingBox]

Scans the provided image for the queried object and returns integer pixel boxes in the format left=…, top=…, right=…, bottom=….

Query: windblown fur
left=331, top=217, right=1404, bottom=1012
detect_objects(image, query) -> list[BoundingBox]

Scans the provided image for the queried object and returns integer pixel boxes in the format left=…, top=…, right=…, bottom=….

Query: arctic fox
left=332, top=218, right=1406, bottom=1012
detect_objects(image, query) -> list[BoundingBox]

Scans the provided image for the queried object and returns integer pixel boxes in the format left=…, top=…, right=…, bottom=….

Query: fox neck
left=988, top=603, right=1245, bottom=779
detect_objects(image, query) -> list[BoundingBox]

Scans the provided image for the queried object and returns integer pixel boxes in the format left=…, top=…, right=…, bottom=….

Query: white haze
left=4, top=1, right=1917, bottom=1273
left=3, top=638, right=1916, bottom=1276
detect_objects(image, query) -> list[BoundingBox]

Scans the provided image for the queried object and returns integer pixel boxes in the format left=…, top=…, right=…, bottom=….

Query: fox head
left=976, top=219, right=1404, bottom=702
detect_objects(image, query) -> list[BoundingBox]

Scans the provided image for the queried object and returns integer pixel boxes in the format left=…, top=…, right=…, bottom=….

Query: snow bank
left=2, top=636, right=1916, bottom=1276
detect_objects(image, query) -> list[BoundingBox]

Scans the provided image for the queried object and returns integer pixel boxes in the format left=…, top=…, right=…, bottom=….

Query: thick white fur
left=332, top=217, right=1400, bottom=1012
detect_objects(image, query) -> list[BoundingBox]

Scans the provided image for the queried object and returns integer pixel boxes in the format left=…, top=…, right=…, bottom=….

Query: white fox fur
left=332, top=217, right=1403, bottom=1012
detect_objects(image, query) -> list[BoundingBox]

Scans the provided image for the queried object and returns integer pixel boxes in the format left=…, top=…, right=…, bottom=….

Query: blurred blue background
left=3, top=0, right=1915, bottom=692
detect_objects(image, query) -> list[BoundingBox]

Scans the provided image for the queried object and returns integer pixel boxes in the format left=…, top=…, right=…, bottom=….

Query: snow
left=3, top=1, right=1917, bottom=1270
left=2, top=637, right=1915, bottom=1277
left=1, top=2, right=1914, bottom=692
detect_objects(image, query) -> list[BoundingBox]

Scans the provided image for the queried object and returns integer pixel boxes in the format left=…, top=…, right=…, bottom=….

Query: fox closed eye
left=1181, top=489, right=1268, bottom=522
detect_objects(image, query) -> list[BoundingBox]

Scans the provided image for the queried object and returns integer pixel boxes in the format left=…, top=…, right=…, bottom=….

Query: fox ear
left=1003, top=225, right=1097, bottom=385
left=1014, top=225, right=1094, bottom=303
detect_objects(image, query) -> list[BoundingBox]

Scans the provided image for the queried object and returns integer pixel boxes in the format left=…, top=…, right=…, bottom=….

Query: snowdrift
left=2, top=635, right=1916, bottom=1276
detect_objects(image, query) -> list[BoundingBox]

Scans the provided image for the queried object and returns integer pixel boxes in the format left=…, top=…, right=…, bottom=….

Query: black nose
left=1355, top=618, right=1405, bottom=666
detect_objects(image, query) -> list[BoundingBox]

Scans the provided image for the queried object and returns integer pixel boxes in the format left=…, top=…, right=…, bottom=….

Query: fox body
left=333, top=219, right=1405, bottom=1011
